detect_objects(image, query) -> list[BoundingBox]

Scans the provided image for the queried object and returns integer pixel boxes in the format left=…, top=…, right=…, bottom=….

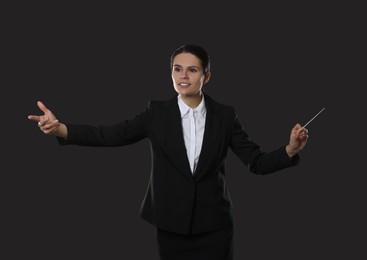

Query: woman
left=28, top=44, right=308, bottom=260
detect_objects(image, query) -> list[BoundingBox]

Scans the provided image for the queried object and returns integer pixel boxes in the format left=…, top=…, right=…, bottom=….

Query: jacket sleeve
left=229, top=112, right=299, bottom=175
left=57, top=102, right=152, bottom=147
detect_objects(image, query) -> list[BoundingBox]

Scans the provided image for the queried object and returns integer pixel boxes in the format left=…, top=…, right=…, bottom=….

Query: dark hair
left=170, top=44, right=211, bottom=74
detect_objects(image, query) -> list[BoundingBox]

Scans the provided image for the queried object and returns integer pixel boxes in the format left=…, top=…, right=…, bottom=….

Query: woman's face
left=171, top=52, right=210, bottom=97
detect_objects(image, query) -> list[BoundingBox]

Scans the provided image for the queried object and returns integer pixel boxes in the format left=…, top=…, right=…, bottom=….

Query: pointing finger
left=28, top=115, right=41, bottom=122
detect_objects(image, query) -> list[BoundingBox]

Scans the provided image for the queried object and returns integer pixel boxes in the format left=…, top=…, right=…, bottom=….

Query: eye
left=189, top=68, right=197, bottom=73
left=174, top=67, right=181, bottom=72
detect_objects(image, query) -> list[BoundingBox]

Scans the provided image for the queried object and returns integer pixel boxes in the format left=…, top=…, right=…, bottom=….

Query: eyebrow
left=173, top=64, right=201, bottom=70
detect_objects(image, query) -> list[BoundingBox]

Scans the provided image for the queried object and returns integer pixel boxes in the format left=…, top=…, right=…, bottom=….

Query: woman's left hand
left=286, top=123, right=309, bottom=158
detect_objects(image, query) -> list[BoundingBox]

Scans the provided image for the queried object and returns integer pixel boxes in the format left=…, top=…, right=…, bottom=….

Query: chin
left=179, top=90, right=194, bottom=96
left=175, top=88, right=190, bottom=95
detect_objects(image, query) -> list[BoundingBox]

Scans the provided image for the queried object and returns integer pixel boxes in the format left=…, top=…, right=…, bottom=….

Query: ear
left=204, top=71, right=211, bottom=84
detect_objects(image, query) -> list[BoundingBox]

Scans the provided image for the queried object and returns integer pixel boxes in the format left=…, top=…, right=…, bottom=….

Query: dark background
left=3, top=2, right=366, bottom=259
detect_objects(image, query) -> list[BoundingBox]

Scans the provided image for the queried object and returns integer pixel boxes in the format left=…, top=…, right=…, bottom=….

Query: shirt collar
left=177, top=95, right=206, bottom=117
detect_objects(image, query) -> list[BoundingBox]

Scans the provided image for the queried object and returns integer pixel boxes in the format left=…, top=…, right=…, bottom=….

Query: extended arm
left=229, top=115, right=306, bottom=175
left=28, top=101, right=151, bottom=147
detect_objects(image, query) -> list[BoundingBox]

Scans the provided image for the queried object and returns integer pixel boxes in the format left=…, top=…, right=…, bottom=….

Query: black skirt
left=156, top=226, right=234, bottom=260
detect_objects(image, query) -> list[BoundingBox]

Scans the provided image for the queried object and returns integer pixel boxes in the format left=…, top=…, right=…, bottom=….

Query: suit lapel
left=163, top=96, right=193, bottom=180
left=194, top=93, right=223, bottom=178
left=159, top=93, right=224, bottom=180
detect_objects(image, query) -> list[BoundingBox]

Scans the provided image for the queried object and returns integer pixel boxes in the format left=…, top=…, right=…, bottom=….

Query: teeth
left=180, top=83, right=189, bottom=86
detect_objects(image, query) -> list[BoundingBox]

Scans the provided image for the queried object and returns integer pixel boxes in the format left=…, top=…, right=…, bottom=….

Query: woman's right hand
left=28, top=101, right=67, bottom=138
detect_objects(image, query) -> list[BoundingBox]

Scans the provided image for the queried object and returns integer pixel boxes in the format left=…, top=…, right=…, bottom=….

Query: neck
left=180, top=93, right=203, bottom=108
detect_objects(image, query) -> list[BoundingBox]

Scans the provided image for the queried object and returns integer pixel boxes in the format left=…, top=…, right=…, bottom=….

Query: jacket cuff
left=283, top=145, right=300, bottom=165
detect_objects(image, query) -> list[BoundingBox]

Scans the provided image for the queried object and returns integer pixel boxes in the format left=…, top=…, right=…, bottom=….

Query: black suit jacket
left=59, top=93, right=299, bottom=235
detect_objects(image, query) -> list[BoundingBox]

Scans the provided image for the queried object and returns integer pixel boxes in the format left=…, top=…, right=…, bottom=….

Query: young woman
left=28, top=44, right=308, bottom=260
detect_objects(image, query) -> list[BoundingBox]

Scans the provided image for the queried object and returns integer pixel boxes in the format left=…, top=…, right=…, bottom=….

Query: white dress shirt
left=178, top=95, right=207, bottom=174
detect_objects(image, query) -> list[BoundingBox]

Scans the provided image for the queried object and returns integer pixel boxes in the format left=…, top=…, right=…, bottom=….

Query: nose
left=180, top=69, right=189, bottom=79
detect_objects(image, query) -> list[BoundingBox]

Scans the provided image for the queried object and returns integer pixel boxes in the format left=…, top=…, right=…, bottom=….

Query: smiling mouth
left=178, top=83, right=190, bottom=88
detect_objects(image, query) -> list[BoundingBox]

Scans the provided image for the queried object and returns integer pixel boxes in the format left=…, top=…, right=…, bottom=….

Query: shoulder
left=204, top=93, right=235, bottom=114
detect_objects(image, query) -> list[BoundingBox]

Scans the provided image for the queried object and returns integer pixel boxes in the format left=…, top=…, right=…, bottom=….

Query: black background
left=3, top=2, right=366, bottom=259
